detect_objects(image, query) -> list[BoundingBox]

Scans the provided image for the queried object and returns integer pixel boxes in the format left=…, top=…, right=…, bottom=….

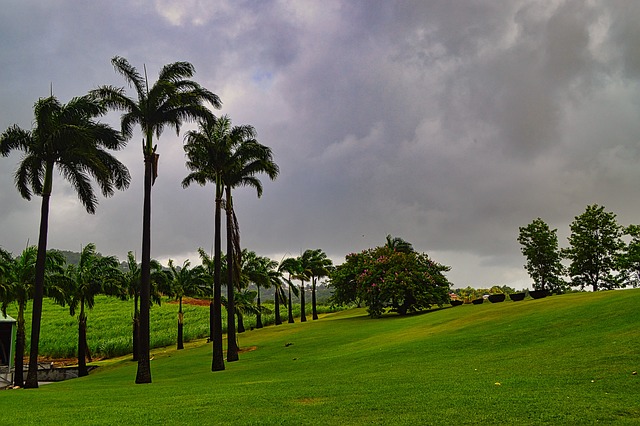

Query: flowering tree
left=330, top=246, right=451, bottom=317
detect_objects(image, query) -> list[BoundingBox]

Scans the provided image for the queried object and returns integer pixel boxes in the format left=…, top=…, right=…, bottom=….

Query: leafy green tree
left=167, top=259, right=206, bottom=350
left=0, top=247, right=66, bottom=387
left=1, top=95, right=130, bottom=388
left=330, top=245, right=451, bottom=318
left=329, top=252, right=365, bottom=308
left=280, top=257, right=301, bottom=323
left=93, top=56, right=220, bottom=382
left=517, top=218, right=566, bottom=294
left=565, top=204, right=625, bottom=291
left=63, top=244, right=124, bottom=376
left=616, top=225, right=640, bottom=288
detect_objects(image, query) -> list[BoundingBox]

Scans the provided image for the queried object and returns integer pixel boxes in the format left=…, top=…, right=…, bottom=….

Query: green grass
left=2, top=289, right=639, bottom=425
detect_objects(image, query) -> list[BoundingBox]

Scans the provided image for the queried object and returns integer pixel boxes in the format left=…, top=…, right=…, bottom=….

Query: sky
left=2, top=0, right=640, bottom=290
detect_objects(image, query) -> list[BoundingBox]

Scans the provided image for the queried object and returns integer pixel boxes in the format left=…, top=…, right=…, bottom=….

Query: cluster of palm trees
left=0, top=242, right=334, bottom=388
left=0, top=56, right=283, bottom=385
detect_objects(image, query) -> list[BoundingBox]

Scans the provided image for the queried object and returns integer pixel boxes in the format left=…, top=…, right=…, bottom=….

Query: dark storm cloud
left=2, top=1, right=640, bottom=288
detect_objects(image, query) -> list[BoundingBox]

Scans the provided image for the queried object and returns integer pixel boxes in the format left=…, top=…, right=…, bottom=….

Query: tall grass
left=5, top=296, right=343, bottom=359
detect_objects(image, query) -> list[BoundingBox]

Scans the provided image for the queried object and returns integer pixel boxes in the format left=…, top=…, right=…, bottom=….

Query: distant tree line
left=518, top=204, right=640, bottom=293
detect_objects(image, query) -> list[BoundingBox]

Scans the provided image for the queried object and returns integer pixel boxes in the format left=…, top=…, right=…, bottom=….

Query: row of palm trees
left=0, top=243, right=334, bottom=388
left=0, top=55, right=280, bottom=385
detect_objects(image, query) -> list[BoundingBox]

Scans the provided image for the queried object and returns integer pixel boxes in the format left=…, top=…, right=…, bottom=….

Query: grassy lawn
left=2, top=289, right=639, bottom=425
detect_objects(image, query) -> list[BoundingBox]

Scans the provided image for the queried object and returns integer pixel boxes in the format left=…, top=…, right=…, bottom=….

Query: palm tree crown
left=1, top=94, right=130, bottom=388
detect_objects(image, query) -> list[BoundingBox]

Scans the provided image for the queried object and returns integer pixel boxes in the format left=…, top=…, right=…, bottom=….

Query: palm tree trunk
left=300, top=280, right=307, bottom=322
left=78, top=304, right=88, bottom=377
left=13, top=302, right=26, bottom=387
left=275, top=289, right=282, bottom=325
left=25, top=165, right=53, bottom=389
left=288, top=284, right=294, bottom=324
left=256, top=285, right=263, bottom=329
left=132, top=296, right=139, bottom=361
left=177, top=298, right=184, bottom=350
left=312, top=277, right=318, bottom=320
left=212, top=185, right=225, bottom=371
left=237, top=310, right=245, bottom=333
left=136, top=152, right=153, bottom=384
left=225, top=186, right=238, bottom=362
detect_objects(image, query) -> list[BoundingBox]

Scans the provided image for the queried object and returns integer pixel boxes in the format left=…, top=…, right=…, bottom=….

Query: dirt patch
left=238, top=346, right=257, bottom=354
left=167, top=297, right=212, bottom=307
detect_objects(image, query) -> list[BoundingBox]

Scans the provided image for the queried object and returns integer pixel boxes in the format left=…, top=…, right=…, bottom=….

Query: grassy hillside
left=2, top=289, right=639, bottom=425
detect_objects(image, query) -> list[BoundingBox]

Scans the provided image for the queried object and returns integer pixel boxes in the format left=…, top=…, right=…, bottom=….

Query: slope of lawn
left=2, top=289, right=639, bottom=425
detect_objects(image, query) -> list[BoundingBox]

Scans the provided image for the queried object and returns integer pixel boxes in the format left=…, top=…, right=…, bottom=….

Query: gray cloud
left=2, top=1, right=640, bottom=289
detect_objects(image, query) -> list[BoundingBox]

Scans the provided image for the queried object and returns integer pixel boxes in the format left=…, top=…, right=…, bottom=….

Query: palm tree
left=63, top=244, right=123, bottom=377
left=271, top=259, right=289, bottom=326
left=183, top=115, right=277, bottom=365
left=297, top=253, right=313, bottom=322
left=242, top=252, right=275, bottom=329
left=93, top=56, right=220, bottom=383
left=167, top=259, right=206, bottom=350
left=222, top=121, right=278, bottom=358
left=0, top=95, right=130, bottom=388
left=385, top=234, right=414, bottom=253
left=0, top=246, right=66, bottom=387
left=280, top=257, right=301, bottom=324
left=122, top=252, right=165, bottom=361
left=305, top=249, right=333, bottom=320
left=232, top=289, right=260, bottom=334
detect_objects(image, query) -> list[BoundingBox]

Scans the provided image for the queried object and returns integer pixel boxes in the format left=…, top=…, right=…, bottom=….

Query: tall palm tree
left=122, top=252, right=165, bottom=361
left=222, top=120, right=278, bottom=355
left=0, top=95, right=130, bottom=388
left=183, top=115, right=277, bottom=366
left=63, top=244, right=123, bottom=377
left=183, top=116, right=232, bottom=370
left=93, top=56, right=220, bottom=383
left=0, top=246, right=66, bottom=387
left=305, top=249, right=333, bottom=320
left=280, top=257, right=301, bottom=324
left=167, top=259, right=206, bottom=350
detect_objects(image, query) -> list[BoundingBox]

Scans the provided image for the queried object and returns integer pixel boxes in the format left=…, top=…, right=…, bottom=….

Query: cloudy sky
left=2, top=0, right=640, bottom=289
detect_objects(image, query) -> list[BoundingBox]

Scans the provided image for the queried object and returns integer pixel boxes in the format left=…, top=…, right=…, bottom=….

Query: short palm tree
left=0, top=95, right=130, bottom=388
left=280, top=257, right=302, bottom=324
left=305, top=249, right=333, bottom=320
left=122, top=252, right=165, bottom=361
left=167, top=259, right=206, bottom=350
left=297, top=253, right=313, bottom=322
left=93, top=56, right=220, bottom=383
left=63, top=243, right=124, bottom=377
left=242, top=251, right=274, bottom=329
left=0, top=246, right=66, bottom=387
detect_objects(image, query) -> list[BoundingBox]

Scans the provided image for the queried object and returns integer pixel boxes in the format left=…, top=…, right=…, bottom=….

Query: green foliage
left=518, top=217, right=567, bottom=294
left=565, top=204, right=625, bottom=291
left=330, top=245, right=451, bottom=317
left=618, top=224, right=640, bottom=288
